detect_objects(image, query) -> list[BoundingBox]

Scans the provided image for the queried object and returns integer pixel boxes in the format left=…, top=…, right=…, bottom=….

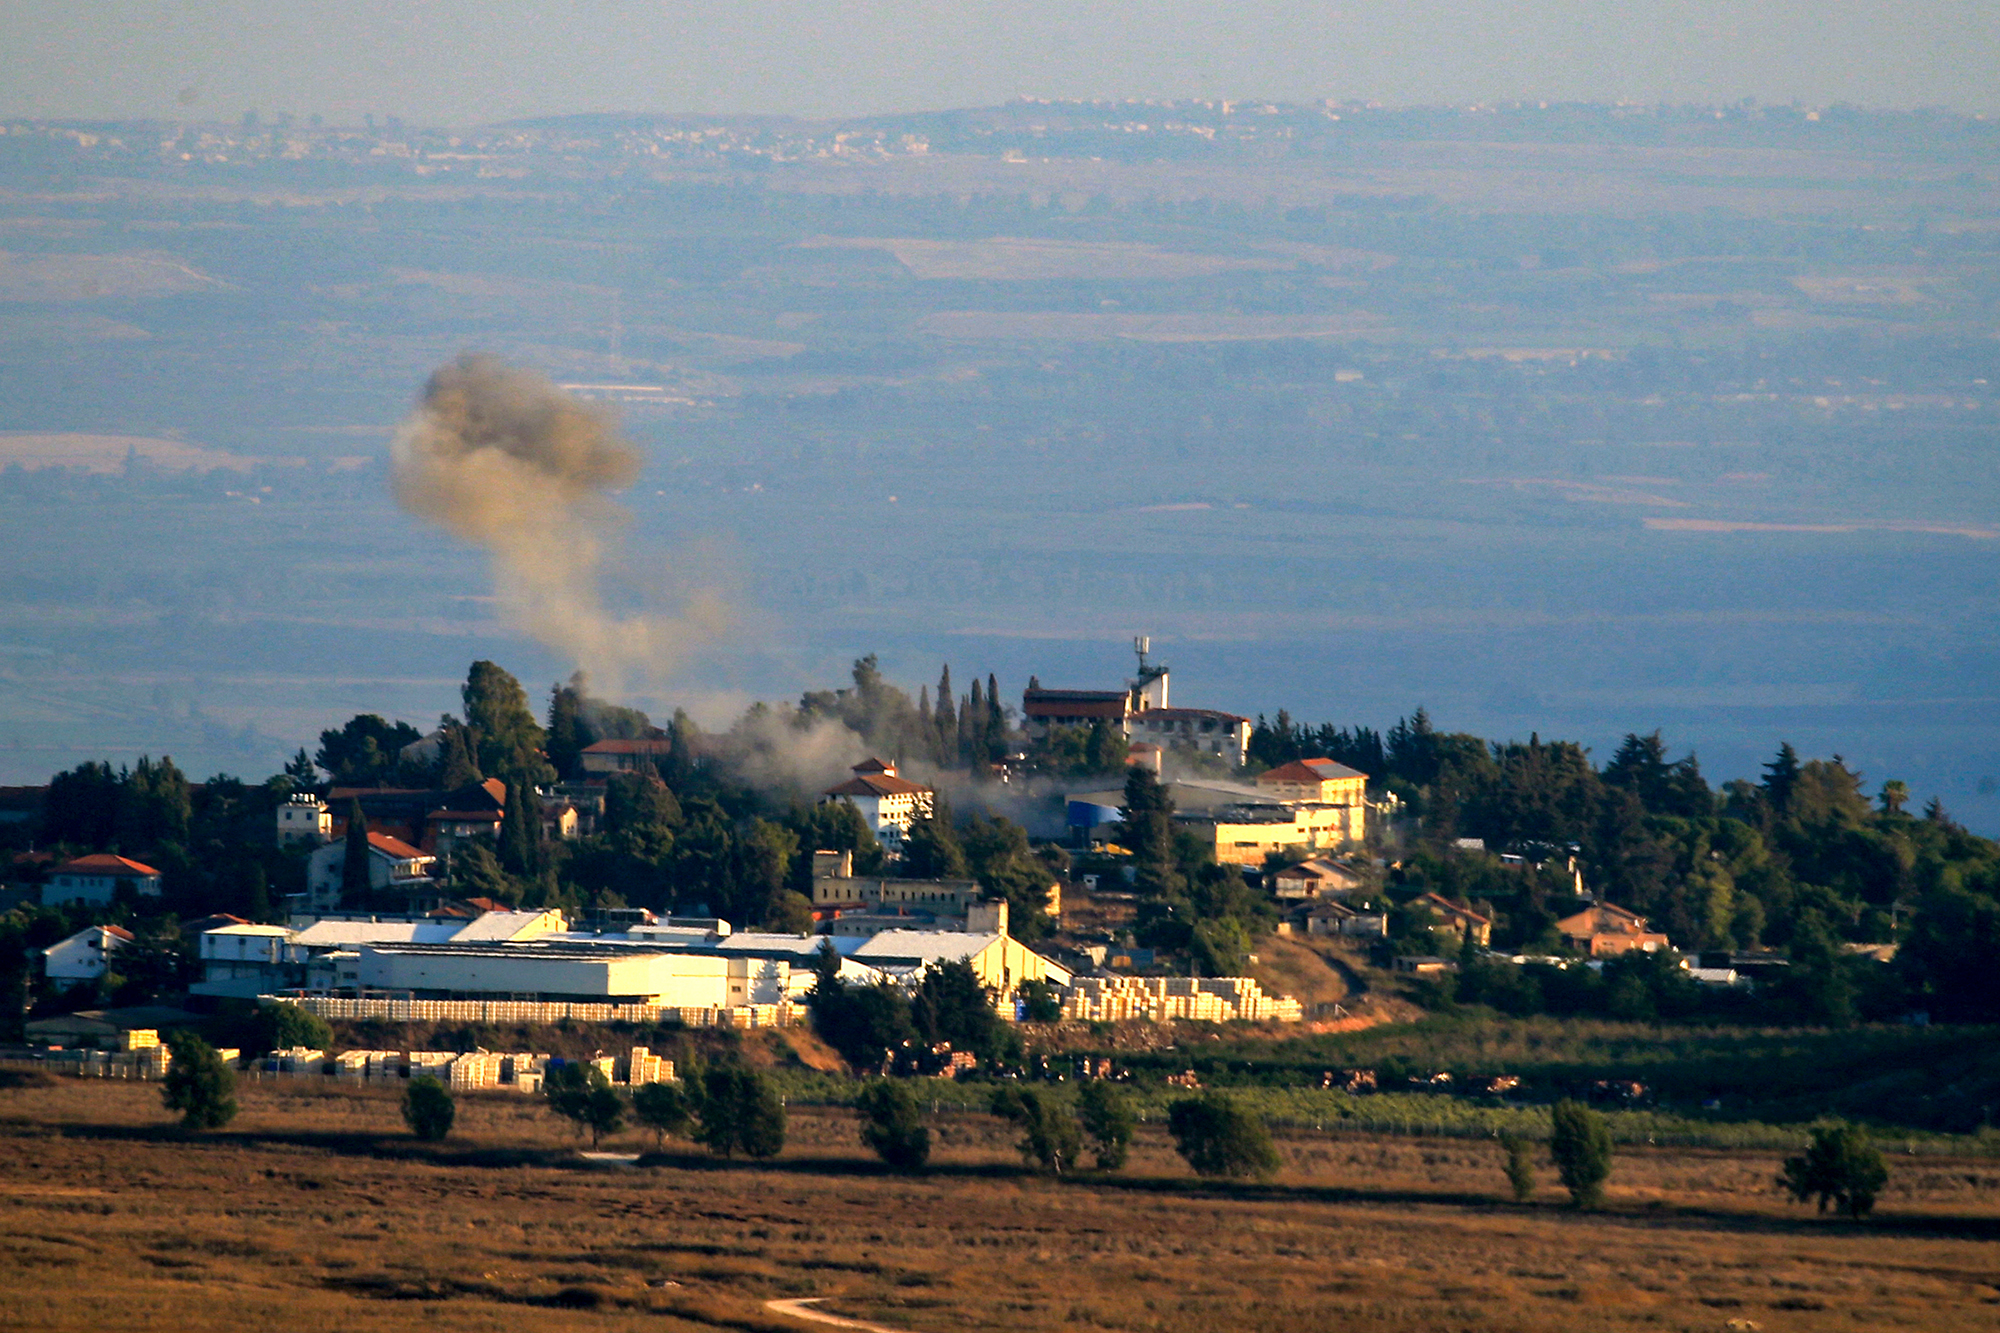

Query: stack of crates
left=115, top=1028, right=159, bottom=1053
left=1058, top=974, right=1305, bottom=1024
left=448, top=1052, right=501, bottom=1090
left=407, top=1051, right=455, bottom=1081
left=333, top=1051, right=373, bottom=1082
left=267, top=1047, right=327, bottom=1077
left=621, top=1047, right=675, bottom=1086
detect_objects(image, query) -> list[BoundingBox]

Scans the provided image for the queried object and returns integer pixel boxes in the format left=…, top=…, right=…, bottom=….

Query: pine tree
left=438, top=720, right=482, bottom=788
left=546, top=672, right=588, bottom=780
left=340, top=799, right=372, bottom=905
left=1763, top=742, right=1803, bottom=818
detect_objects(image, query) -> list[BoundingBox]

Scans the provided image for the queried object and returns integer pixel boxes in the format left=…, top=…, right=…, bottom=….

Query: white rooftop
left=848, top=930, right=1001, bottom=966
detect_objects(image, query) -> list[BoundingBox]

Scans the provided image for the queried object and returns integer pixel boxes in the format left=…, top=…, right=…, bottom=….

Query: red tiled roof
left=1133, top=707, right=1250, bottom=724
left=365, top=832, right=430, bottom=861
left=1414, top=892, right=1492, bottom=926
left=101, top=924, right=135, bottom=943
left=582, top=738, right=672, bottom=754
left=51, top=853, right=161, bottom=878
left=1261, top=758, right=1366, bottom=784
left=825, top=774, right=928, bottom=798
left=852, top=757, right=895, bottom=774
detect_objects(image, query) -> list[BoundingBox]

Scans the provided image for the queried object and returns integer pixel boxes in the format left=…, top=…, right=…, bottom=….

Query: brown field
left=3, top=1076, right=1999, bottom=1333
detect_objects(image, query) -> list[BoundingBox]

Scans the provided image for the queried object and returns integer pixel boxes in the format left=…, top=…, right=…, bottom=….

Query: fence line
left=261, top=995, right=800, bottom=1029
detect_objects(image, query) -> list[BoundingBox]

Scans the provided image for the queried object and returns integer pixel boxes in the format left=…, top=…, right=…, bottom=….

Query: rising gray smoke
left=391, top=354, right=723, bottom=692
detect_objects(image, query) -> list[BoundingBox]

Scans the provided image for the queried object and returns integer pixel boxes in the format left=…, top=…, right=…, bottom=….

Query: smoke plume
left=392, top=354, right=722, bottom=692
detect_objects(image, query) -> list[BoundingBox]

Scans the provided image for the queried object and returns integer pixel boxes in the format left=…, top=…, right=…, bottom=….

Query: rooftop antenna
left=1134, top=634, right=1150, bottom=674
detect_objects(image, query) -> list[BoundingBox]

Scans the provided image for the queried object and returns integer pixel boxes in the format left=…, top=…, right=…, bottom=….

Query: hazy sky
left=3, top=0, right=1997, bottom=124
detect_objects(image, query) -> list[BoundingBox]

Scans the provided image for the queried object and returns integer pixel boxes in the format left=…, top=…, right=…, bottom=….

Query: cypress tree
left=985, top=673, right=1006, bottom=762
left=934, top=666, right=956, bottom=764
left=499, top=778, right=542, bottom=877
left=340, top=799, right=372, bottom=904
left=962, top=679, right=983, bottom=767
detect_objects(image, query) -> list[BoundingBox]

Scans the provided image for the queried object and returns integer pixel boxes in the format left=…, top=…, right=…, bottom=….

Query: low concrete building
left=42, top=854, right=162, bottom=907
left=193, top=923, right=299, bottom=999
left=1271, top=856, right=1366, bottom=900
left=845, top=928, right=1070, bottom=994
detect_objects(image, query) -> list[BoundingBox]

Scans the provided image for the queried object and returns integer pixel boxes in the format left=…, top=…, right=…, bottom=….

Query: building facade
left=820, top=758, right=934, bottom=852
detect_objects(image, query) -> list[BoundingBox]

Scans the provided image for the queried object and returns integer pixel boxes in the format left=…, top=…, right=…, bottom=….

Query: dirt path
left=766, top=1297, right=912, bottom=1332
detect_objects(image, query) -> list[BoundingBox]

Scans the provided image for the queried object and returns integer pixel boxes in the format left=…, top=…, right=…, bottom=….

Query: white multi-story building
left=275, top=795, right=331, bottom=846
left=820, top=758, right=934, bottom=852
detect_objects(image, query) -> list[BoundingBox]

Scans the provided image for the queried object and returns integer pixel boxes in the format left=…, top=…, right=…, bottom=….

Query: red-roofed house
left=43, top=923, right=135, bottom=988
left=1557, top=903, right=1670, bottom=957
left=43, top=854, right=163, bottom=907
left=304, top=831, right=439, bottom=913
left=580, top=737, right=674, bottom=775
left=1412, top=892, right=1493, bottom=947
left=822, top=759, right=934, bottom=853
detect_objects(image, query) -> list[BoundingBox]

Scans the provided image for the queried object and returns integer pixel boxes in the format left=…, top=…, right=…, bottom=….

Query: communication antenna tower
left=1134, top=634, right=1151, bottom=674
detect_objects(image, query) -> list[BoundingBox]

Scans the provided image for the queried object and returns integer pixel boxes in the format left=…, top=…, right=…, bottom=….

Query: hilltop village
left=2, top=643, right=1997, bottom=1131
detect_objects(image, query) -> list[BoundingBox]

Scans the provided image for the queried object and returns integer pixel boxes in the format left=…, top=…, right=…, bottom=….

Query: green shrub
left=631, top=1081, right=695, bottom=1149
left=545, top=1062, right=626, bottom=1147
left=402, top=1075, right=455, bottom=1142
left=990, top=1086, right=1083, bottom=1175
left=161, top=1031, right=237, bottom=1131
left=1500, top=1132, right=1536, bottom=1201
left=1076, top=1081, right=1136, bottom=1171
left=694, top=1065, right=786, bottom=1159
left=1780, top=1120, right=1889, bottom=1219
left=855, top=1079, right=930, bottom=1171
left=1167, top=1092, right=1280, bottom=1180
left=250, top=1001, right=333, bottom=1056
left=1549, top=1100, right=1613, bottom=1208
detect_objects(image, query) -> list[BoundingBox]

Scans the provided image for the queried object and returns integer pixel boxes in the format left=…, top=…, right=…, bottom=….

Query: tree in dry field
left=856, top=1079, right=930, bottom=1171
left=1549, top=1100, right=1613, bottom=1208
left=1780, top=1121, right=1889, bottom=1219
left=991, top=1086, right=1083, bottom=1175
left=1500, top=1132, right=1537, bottom=1201
left=546, top=1061, right=626, bottom=1147
left=1166, top=1092, right=1279, bottom=1180
left=1076, top=1080, right=1136, bottom=1171
left=402, top=1074, right=455, bottom=1141
left=160, top=1030, right=236, bottom=1131
left=693, top=1065, right=786, bottom=1159
left=632, top=1081, right=696, bottom=1150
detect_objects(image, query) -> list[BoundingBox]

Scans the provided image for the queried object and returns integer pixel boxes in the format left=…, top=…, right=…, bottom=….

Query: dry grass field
left=4, top=1075, right=1999, bottom=1333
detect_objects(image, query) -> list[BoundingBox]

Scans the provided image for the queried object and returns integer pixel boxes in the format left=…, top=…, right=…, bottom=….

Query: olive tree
left=1548, top=1100, right=1613, bottom=1208
left=1780, top=1121, right=1889, bottom=1219
left=1166, top=1092, right=1279, bottom=1180
left=990, top=1087, right=1083, bottom=1175
left=545, top=1062, right=626, bottom=1147
left=402, top=1075, right=456, bottom=1141
left=855, top=1079, right=930, bottom=1172
left=1076, top=1081, right=1136, bottom=1171
left=161, top=1031, right=237, bottom=1131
